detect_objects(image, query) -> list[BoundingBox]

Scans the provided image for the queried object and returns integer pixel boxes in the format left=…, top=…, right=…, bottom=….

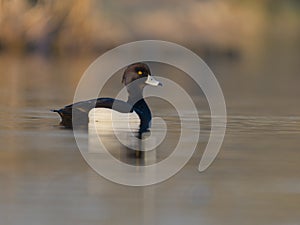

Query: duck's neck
left=127, top=91, right=143, bottom=105
left=127, top=89, right=152, bottom=133
left=126, top=80, right=145, bottom=104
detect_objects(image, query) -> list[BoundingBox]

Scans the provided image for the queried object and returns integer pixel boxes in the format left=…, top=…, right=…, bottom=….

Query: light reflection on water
left=0, top=54, right=300, bottom=225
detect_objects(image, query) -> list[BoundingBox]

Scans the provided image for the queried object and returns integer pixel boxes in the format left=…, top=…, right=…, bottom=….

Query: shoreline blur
left=0, top=0, right=299, bottom=59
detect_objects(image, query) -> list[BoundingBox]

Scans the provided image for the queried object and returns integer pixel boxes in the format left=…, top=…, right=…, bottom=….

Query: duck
left=52, top=62, right=162, bottom=136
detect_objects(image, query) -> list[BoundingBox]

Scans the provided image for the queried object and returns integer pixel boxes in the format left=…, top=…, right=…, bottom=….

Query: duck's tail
left=50, top=109, right=63, bottom=117
left=51, top=108, right=74, bottom=128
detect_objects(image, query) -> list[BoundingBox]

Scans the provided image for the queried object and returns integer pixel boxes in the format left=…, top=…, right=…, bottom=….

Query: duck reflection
left=88, top=119, right=158, bottom=166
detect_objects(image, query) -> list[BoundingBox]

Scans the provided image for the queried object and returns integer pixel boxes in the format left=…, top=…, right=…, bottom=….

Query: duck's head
left=122, top=62, right=162, bottom=88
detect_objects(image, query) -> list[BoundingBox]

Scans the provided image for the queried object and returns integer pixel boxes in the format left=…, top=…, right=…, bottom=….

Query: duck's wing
left=52, top=98, right=133, bottom=128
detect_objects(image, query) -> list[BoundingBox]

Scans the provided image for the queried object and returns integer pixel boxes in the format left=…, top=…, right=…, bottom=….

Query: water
left=0, top=47, right=300, bottom=225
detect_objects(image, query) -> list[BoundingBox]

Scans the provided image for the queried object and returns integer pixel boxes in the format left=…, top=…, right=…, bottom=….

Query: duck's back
left=52, top=98, right=134, bottom=128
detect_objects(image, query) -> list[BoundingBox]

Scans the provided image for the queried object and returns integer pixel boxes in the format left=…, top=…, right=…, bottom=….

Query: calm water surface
left=0, top=50, right=300, bottom=225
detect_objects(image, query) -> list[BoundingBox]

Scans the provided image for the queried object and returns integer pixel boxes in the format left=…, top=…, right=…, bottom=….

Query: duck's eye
left=137, top=71, right=143, bottom=75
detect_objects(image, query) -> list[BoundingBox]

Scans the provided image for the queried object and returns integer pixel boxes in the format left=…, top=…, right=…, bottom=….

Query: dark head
left=122, top=62, right=162, bottom=87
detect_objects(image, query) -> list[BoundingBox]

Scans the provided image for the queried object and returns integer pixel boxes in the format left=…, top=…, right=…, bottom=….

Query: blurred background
left=1, top=0, right=300, bottom=110
left=0, top=0, right=299, bottom=57
left=1, top=1, right=300, bottom=225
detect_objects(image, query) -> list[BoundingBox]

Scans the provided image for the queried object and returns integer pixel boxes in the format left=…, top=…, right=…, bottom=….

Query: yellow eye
left=137, top=71, right=143, bottom=75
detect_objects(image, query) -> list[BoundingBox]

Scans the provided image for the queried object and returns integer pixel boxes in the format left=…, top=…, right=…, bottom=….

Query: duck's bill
left=145, top=75, right=163, bottom=86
